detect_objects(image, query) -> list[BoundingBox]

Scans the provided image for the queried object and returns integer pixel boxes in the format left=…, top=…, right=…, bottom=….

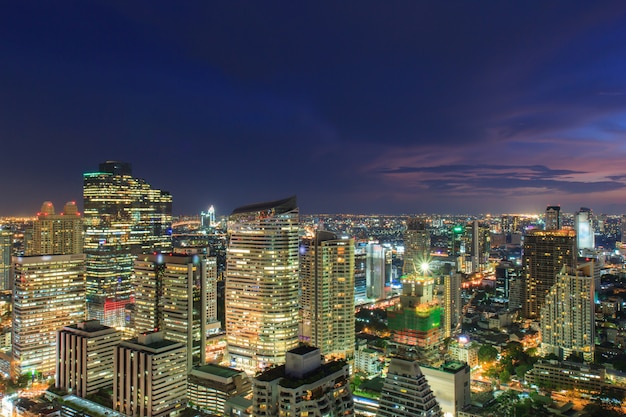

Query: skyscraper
left=540, top=262, right=595, bottom=362
left=0, top=229, right=12, bottom=291
left=442, top=272, right=462, bottom=338
left=12, top=202, right=85, bottom=379
left=463, top=220, right=490, bottom=273
left=225, top=196, right=299, bottom=375
left=377, top=357, right=442, bottom=417
left=26, top=201, right=82, bottom=256
left=575, top=207, right=594, bottom=251
left=366, top=243, right=388, bottom=300
left=403, top=218, right=430, bottom=275
left=13, top=254, right=86, bottom=379
left=83, top=161, right=172, bottom=328
left=299, top=231, right=355, bottom=361
left=522, top=229, right=576, bottom=319
left=134, top=252, right=218, bottom=370
left=545, top=206, right=561, bottom=231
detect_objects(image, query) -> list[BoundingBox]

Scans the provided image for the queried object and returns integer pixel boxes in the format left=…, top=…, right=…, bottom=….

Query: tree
left=478, top=344, right=498, bottom=363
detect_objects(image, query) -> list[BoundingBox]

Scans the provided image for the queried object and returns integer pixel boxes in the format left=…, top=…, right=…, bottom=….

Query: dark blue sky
left=3, top=1, right=626, bottom=216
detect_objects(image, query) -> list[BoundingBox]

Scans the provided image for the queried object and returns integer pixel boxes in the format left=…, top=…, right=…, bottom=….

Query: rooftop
left=195, top=364, right=243, bottom=378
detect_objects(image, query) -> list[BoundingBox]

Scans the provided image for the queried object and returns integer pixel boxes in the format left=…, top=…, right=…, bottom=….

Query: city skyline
left=3, top=3, right=626, bottom=216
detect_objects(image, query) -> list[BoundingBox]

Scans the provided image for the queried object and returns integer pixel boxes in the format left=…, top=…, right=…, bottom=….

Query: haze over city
left=3, top=2, right=626, bottom=215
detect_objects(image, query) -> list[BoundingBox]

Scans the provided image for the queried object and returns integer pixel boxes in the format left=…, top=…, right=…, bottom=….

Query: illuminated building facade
left=354, top=249, right=367, bottom=304
left=134, top=252, right=218, bottom=371
left=421, top=362, right=470, bottom=417
left=366, top=243, right=389, bottom=300
left=442, top=272, right=462, bottom=338
left=12, top=254, right=86, bottom=379
left=575, top=207, right=594, bottom=251
left=522, top=229, right=576, bottom=319
left=113, top=332, right=187, bottom=417
left=252, top=346, right=353, bottom=417
left=463, top=220, right=490, bottom=273
left=56, top=320, right=121, bottom=397
left=377, top=357, right=442, bottom=417
left=299, top=231, right=355, bottom=361
left=545, top=206, right=561, bottom=231
left=225, top=196, right=299, bottom=375
left=0, top=230, right=12, bottom=291
left=26, top=201, right=82, bottom=256
left=187, top=364, right=251, bottom=416
left=83, top=161, right=172, bottom=329
left=540, top=262, right=595, bottom=362
left=403, top=218, right=430, bottom=275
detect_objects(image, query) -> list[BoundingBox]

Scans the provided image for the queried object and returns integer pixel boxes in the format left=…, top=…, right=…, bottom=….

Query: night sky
left=3, top=2, right=626, bottom=216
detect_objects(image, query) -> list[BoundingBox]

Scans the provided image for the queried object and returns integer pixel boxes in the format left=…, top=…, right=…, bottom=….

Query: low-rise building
left=187, top=364, right=251, bottom=415
left=525, top=360, right=605, bottom=394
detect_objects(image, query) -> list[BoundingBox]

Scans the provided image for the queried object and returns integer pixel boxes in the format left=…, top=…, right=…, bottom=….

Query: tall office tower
left=449, top=225, right=465, bottom=273
left=56, top=320, right=121, bottom=397
left=354, top=249, right=367, bottom=304
left=463, top=220, right=490, bottom=273
left=545, top=206, right=561, bottom=231
left=387, top=268, right=443, bottom=365
left=12, top=201, right=86, bottom=379
left=252, top=346, right=353, bottom=417
left=83, top=161, right=172, bottom=328
left=134, top=252, right=218, bottom=370
left=26, top=201, right=83, bottom=256
left=621, top=216, right=626, bottom=244
left=366, top=243, right=387, bottom=300
left=12, top=254, right=86, bottom=379
left=442, top=272, right=462, bottom=338
left=575, top=207, right=594, bottom=251
left=377, top=357, right=442, bottom=417
left=0, top=230, right=12, bottom=291
left=299, top=231, right=355, bottom=361
left=113, top=332, right=187, bottom=417
left=403, top=218, right=430, bottom=275
left=522, top=229, right=576, bottom=319
left=540, top=262, right=595, bottom=362
left=225, top=196, right=299, bottom=375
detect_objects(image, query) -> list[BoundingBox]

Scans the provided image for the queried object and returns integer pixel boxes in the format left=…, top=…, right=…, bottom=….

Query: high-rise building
left=575, top=207, right=594, bottom=251
left=252, top=346, right=353, bottom=417
left=0, top=230, right=12, bottom=291
left=540, top=262, right=596, bottom=362
left=26, top=201, right=82, bottom=256
left=442, top=272, right=462, bottom=339
left=377, top=357, right=442, bottom=417
left=83, top=161, right=172, bottom=328
left=354, top=249, right=367, bottom=304
left=366, top=243, right=388, bottom=300
left=56, top=320, right=121, bottom=397
left=299, top=231, right=355, bottom=361
left=113, top=332, right=187, bottom=417
left=403, top=218, right=430, bottom=275
left=134, top=252, right=218, bottom=370
left=522, top=229, right=576, bottom=319
left=12, top=254, right=86, bottom=379
left=225, top=196, right=299, bottom=375
left=463, top=220, right=490, bottom=273
left=12, top=202, right=85, bottom=379
left=545, top=206, right=561, bottom=231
